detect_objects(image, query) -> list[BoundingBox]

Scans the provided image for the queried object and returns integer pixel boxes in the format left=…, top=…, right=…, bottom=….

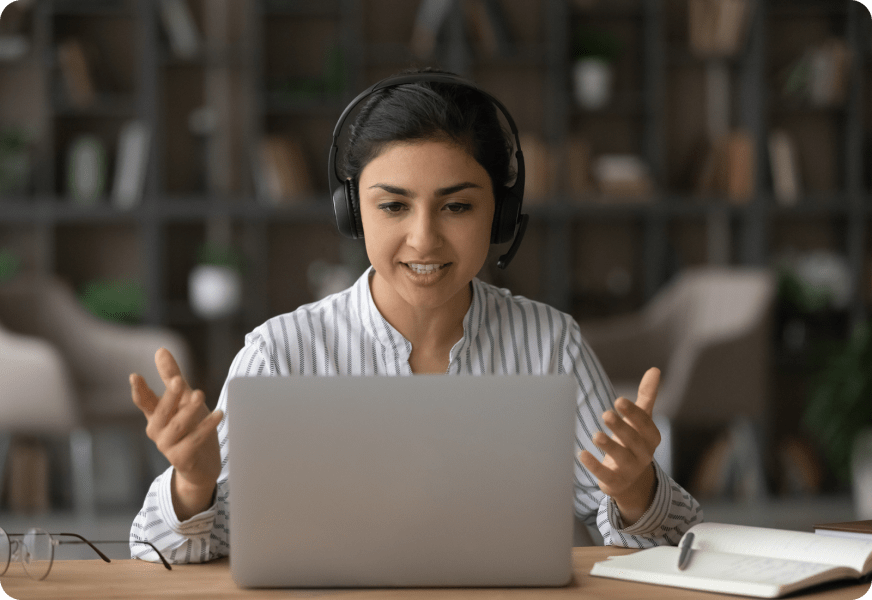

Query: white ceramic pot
left=852, top=428, right=872, bottom=520
left=189, top=264, right=242, bottom=320
left=572, top=58, right=613, bottom=110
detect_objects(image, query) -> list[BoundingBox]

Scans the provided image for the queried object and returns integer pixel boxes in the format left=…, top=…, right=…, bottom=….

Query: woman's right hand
left=130, top=347, right=224, bottom=521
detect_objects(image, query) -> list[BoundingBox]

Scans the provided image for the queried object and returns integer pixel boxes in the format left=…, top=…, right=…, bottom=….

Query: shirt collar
left=352, top=266, right=484, bottom=355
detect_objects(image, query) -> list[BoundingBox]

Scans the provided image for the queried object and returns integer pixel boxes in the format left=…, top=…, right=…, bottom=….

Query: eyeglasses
left=0, top=527, right=171, bottom=580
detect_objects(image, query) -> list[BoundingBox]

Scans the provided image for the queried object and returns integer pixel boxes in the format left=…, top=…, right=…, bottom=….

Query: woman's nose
left=406, top=209, right=442, bottom=252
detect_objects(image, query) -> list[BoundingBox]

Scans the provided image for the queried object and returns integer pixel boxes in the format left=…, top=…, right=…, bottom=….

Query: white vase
left=189, top=264, right=242, bottom=320
left=572, top=58, right=613, bottom=110
left=852, top=428, right=872, bottom=520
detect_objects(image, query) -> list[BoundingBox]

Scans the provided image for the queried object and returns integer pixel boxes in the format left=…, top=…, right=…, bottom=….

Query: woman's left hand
left=578, top=367, right=662, bottom=526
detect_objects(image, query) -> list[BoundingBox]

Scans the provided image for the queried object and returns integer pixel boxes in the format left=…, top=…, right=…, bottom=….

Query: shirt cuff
left=157, top=466, right=218, bottom=535
left=606, top=460, right=670, bottom=536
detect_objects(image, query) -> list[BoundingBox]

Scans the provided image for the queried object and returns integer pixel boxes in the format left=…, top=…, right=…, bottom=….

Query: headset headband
left=327, top=73, right=523, bottom=197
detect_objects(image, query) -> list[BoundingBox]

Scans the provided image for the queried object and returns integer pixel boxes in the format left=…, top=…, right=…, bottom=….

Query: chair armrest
left=577, top=312, right=672, bottom=382
left=39, top=277, right=193, bottom=385
left=0, top=325, right=81, bottom=432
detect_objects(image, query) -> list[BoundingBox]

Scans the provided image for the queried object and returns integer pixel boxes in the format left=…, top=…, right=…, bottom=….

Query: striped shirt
left=130, top=267, right=703, bottom=563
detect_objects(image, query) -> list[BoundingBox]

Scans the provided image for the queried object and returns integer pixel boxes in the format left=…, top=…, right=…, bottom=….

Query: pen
left=677, top=532, right=694, bottom=571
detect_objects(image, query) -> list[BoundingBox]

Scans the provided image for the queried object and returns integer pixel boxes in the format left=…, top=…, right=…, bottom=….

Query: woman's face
left=358, top=139, right=495, bottom=314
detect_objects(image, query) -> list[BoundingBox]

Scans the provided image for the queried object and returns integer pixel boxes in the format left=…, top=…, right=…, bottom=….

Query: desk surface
left=2, top=548, right=869, bottom=600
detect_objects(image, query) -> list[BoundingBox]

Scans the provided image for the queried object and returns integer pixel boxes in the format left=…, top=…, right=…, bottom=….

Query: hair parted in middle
left=341, top=67, right=517, bottom=203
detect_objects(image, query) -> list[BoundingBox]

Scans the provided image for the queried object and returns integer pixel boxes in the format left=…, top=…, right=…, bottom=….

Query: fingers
left=130, top=373, right=159, bottom=415
left=611, top=398, right=662, bottom=450
left=154, top=389, right=206, bottom=450
left=635, top=367, right=660, bottom=416
left=578, top=449, right=623, bottom=489
left=184, top=407, right=224, bottom=449
left=602, top=408, right=651, bottom=458
left=148, top=376, right=185, bottom=438
left=163, top=406, right=224, bottom=469
left=155, top=347, right=189, bottom=392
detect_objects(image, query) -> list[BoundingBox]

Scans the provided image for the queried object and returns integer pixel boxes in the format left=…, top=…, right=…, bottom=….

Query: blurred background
left=0, top=0, right=870, bottom=557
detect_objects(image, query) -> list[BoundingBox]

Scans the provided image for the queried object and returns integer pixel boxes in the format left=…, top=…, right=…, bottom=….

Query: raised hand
left=578, top=367, right=662, bottom=525
left=130, top=348, right=224, bottom=520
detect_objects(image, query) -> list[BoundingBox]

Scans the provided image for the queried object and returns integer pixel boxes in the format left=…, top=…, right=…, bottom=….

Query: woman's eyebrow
left=436, top=182, right=482, bottom=196
left=367, top=182, right=482, bottom=197
left=369, top=183, right=413, bottom=196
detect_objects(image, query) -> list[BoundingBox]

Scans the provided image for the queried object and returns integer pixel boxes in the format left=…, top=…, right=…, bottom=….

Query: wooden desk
left=2, top=548, right=869, bottom=600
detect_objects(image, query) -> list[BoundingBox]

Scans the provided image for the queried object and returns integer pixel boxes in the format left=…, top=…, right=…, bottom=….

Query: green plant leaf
left=78, top=279, right=147, bottom=324
left=572, top=28, right=622, bottom=62
left=802, top=320, right=872, bottom=483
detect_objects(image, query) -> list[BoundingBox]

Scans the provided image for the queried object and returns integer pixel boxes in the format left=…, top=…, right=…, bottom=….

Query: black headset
left=327, top=72, right=529, bottom=270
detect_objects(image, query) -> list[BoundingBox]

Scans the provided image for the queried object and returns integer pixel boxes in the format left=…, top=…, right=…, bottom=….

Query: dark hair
left=342, top=68, right=516, bottom=200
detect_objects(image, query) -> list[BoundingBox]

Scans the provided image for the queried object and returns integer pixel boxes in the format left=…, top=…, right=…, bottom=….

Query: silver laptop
left=227, top=374, right=577, bottom=588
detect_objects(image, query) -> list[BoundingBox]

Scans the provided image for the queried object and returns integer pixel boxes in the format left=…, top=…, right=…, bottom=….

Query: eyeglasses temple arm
left=56, top=535, right=172, bottom=570
left=56, top=533, right=111, bottom=562
left=130, top=541, right=172, bottom=570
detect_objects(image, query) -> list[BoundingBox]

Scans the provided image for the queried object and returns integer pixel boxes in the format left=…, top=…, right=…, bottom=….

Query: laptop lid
left=228, top=374, right=577, bottom=588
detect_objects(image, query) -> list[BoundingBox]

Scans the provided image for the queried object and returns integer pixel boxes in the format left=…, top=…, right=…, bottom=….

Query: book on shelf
left=67, top=135, right=108, bottom=206
left=697, top=129, right=755, bottom=204
left=257, top=135, right=312, bottom=205
left=517, top=132, right=554, bottom=205
left=57, top=39, right=96, bottom=109
left=410, top=0, right=454, bottom=59
left=112, top=120, right=151, bottom=210
left=564, top=135, right=593, bottom=196
left=158, top=0, right=201, bottom=60
left=688, top=0, right=752, bottom=58
left=590, top=522, right=872, bottom=598
left=725, top=130, right=754, bottom=203
left=816, top=521, right=872, bottom=542
left=768, top=129, right=801, bottom=207
left=592, top=154, right=653, bottom=202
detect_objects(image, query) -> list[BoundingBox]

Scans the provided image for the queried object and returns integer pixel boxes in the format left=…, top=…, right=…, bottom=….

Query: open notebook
left=591, top=522, right=872, bottom=598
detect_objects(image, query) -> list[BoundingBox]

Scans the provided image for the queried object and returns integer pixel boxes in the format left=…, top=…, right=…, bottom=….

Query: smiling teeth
left=406, top=263, right=442, bottom=274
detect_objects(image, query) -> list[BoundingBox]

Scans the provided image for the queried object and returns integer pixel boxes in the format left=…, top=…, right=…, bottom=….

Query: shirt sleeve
left=564, top=316, right=704, bottom=548
left=129, top=334, right=272, bottom=564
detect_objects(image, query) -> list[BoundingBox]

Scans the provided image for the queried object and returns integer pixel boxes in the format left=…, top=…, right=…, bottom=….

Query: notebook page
left=591, top=546, right=856, bottom=597
left=689, top=523, right=872, bottom=573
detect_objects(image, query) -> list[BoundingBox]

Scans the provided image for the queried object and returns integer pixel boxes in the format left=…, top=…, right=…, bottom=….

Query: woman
left=129, top=70, right=702, bottom=564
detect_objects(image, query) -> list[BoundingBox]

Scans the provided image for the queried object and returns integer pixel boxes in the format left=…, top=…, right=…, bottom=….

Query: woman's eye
left=445, top=202, right=472, bottom=213
left=378, top=202, right=405, bottom=213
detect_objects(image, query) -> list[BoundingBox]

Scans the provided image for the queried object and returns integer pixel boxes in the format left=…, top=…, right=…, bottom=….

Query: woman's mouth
left=403, top=262, right=448, bottom=275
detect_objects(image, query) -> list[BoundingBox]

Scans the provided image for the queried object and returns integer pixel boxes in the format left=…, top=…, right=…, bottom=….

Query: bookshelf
left=0, top=0, right=870, bottom=487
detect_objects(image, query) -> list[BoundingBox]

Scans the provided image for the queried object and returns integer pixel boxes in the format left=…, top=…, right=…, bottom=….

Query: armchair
left=0, top=274, right=192, bottom=512
left=577, top=267, right=776, bottom=481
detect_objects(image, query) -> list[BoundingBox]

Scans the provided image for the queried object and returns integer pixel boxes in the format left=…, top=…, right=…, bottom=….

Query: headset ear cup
left=492, top=187, right=520, bottom=244
left=332, top=183, right=353, bottom=238
left=490, top=192, right=503, bottom=244
left=346, top=179, right=364, bottom=239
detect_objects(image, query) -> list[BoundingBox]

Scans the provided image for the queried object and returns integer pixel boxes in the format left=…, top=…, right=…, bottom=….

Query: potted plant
left=571, top=28, right=622, bottom=110
left=188, top=242, right=244, bottom=320
left=803, top=320, right=872, bottom=518
left=78, top=279, right=147, bottom=324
